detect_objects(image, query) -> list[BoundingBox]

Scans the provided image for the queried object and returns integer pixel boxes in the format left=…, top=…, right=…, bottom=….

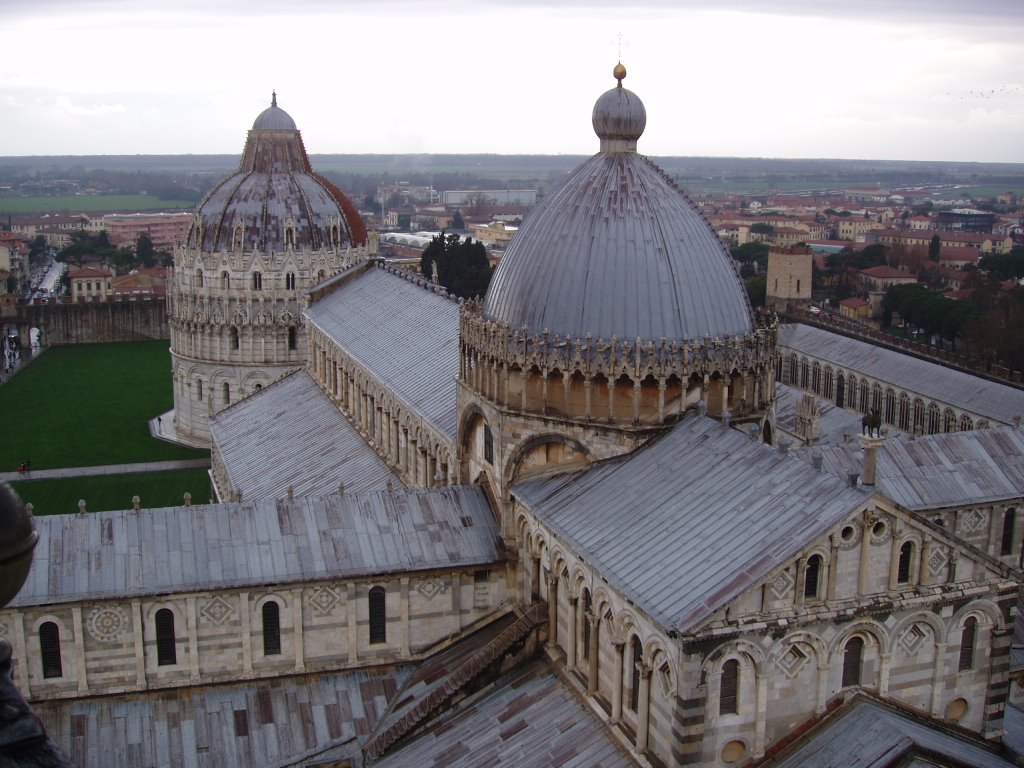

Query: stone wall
left=18, top=297, right=168, bottom=346
left=2, top=565, right=509, bottom=703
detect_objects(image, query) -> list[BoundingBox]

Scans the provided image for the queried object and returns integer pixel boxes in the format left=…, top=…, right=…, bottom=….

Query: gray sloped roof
left=13, top=487, right=500, bottom=606
left=513, top=416, right=867, bottom=634
left=778, top=323, right=1024, bottom=425
left=483, top=151, right=753, bottom=342
left=774, top=383, right=896, bottom=446
left=372, top=659, right=637, bottom=768
left=757, top=695, right=1018, bottom=768
left=35, top=666, right=409, bottom=768
left=816, top=427, right=1024, bottom=511
left=304, top=264, right=460, bottom=441
left=210, top=368, right=397, bottom=500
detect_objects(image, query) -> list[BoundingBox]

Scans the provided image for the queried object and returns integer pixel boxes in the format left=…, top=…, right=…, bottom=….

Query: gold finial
left=613, top=62, right=627, bottom=85
left=271, top=90, right=277, bottom=107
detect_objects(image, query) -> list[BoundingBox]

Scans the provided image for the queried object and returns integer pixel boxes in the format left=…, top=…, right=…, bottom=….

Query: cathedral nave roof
left=13, top=487, right=499, bottom=607
left=304, top=263, right=461, bottom=441
left=210, top=368, right=397, bottom=499
left=512, top=415, right=868, bottom=635
left=779, top=323, right=1024, bottom=427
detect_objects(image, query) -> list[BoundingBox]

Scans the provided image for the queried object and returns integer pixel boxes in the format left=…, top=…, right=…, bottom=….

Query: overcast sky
left=2, top=0, right=1022, bottom=162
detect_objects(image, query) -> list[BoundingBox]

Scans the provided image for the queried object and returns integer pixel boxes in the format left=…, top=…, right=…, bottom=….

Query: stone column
left=611, top=641, right=625, bottom=723
left=608, top=380, right=616, bottom=421
left=240, top=592, right=252, bottom=674
left=858, top=515, right=872, bottom=595
left=546, top=573, right=559, bottom=649
left=633, top=380, right=641, bottom=424
left=346, top=584, right=358, bottom=665
left=71, top=605, right=88, bottom=693
left=566, top=597, right=577, bottom=668
left=186, top=597, right=200, bottom=683
left=636, top=664, right=652, bottom=752
left=754, top=671, right=768, bottom=758
left=794, top=557, right=807, bottom=606
left=292, top=588, right=305, bottom=671
left=587, top=614, right=599, bottom=695
left=658, top=381, right=666, bottom=424
left=584, top=378, right=592, bottom=420
left=929, top=642, right=946, bottom=716
left=132, top=599, right=146, bottom=687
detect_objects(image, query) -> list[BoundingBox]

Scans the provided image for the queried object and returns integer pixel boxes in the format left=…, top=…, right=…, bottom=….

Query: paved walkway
left=0, top=457, right=210, bottom=484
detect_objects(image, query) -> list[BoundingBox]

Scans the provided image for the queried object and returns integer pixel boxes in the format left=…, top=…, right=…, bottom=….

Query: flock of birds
left=934, top=84, right=1023, bottom=101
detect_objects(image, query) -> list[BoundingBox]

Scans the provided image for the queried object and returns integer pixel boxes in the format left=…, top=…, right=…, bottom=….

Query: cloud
left=54, top=95, right=127, bottom=117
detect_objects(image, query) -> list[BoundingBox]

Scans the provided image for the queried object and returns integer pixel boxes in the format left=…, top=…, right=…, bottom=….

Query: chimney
left=859, top=435, right=883, bottom=486
left=697, top=400, right=707, bottom=417
left=131, top=495, right=140, bottom=511
left=847, top=471, right=860, bottom=488
left=747, top=423, right=760, bottom=440
left=77, top=499, right=87, bottom=515
left=722, top=411, right=732, bottom=429
left=779, top=437, right=792, bottom=455
left=183, top=492, right=192, bottom=507
left=812, top=449, right=823, bottom=471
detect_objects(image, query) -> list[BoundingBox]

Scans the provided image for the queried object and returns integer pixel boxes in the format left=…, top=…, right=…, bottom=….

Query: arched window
left=317, top=269, right=326, bottom=283
left=629, top=637, right=643, bottom=712
left=483, top=424, right=494, bottom=464
left=842, top=636, right=863, bottom=687
left=720, top=659, right=739, bottom=715
left=871, top=384, right=882, bottom=413
left=230, top=327, right=239, bottom=350
left=196, top=379, right=203, bottom=402
left=39, top=622, right=62, bottom=679
left=811, top=362, right=821, bottom=394
left=195, top=269, right=204, bottom=288
left=369, top=586, right=386, bottom=644
left=823, top=367, right=834, bottom=400
left=155, top=608, right=177, bottom=666
left=288, top=327, right=297, bottom=351
left=804, top=554, right=822, bottom=599
left=898, top=393, right=910, bottom=430
left=960, top=414, right=974, bottom=431
left=285, top=272, right=296, bottom=290
left=884, top=389, right=896, bottom=424
left=897, top=541, right=914, bottom=583
left=262, top=601, right=281, bottom=656
left=859, top=379, right=869, bottom=413
left=959, top=617, right=977, bottom=671
left=251, top=271, right=262, bottom=290
left=799, top=358, right=809, bottom=389
left=927, top=403, right=941, bottom=434
left=220, top=271, right=230, bottom=290
left=944, top=409, right=957, bottom=432
left=788, top=356, right=798, bottom=385
left=847, top=376, right=857, bottom=411
left=222, top=382, right=230, bottom=406
left=1001, top=508, right=1016, bottom=556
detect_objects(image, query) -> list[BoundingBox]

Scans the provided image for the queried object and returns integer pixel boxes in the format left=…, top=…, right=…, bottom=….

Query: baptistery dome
left=187, top=92, right=366, bottom=255
left=483, top=66, right=752, bottom=342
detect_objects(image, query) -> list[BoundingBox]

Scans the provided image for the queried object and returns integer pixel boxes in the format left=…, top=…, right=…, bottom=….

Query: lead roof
left=13, top=487, right=499, bottom=606
left=304, top=264, right=461, bottom=442
left=513, top=415, right=868, bottom=634
left=778, top=323, right=1024, bottom=425
left=209, top=368, right=397, bottom=500
left=483, top=78, right=753, bottom=344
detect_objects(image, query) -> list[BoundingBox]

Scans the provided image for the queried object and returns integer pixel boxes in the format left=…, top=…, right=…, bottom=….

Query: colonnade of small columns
left=777, top=351, right=993, bottom=434
left=308, top=327, right=454, bottom=488
left=460, top=305, right=778, bottom=425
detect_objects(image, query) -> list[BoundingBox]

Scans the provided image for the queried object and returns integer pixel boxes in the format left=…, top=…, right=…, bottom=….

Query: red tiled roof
left=860, top=265, right=907, bottom=279
left=839, top=297, right=869, bottom=308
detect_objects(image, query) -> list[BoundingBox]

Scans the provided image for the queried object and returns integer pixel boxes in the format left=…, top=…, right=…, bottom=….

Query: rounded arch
left=828, top=620, right=889, bottom=657
left=890, top=610, right=944, bottom=644
left=504, top=433, right=592, bottom=484
left=948, top=599, right=1004, bottom=639
left=704, top=639, right=767, bottom=676
left=254, top=592, right=289, bottom=614
left=30, top=613, right=70, bottom=636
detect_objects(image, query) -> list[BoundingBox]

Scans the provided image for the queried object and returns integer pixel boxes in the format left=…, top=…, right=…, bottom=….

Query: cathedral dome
left=188, top=93, right=366, bottom=254
left=483, top=66, right=752, bottom=342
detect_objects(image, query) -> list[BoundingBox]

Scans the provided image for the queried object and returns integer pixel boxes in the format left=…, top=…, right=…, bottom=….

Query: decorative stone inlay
left=776, top=645, right=809, bottom=678
left=898, top=624, right=928, bottom=655
left=87, top=605, right=129, bottom=643
left=0, top=622, right=8, bottom=640
left=308, top=586, right=340, bottom=616
left=200, top=596, right=235, bottom=626
left=962, top=509, right=986, bottom=533
left=768, top=569, right=794, bottom=600
left=927, top=547, right=948, bottom=576
left=417, top=578, right=442, bottom=600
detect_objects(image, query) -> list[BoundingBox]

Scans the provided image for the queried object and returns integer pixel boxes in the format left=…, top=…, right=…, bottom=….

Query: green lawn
left=0, top=342, right=207, bottom=470
left=9, top=469, right=213, bottom=515
left=0, top=194, right=194, bottom=214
